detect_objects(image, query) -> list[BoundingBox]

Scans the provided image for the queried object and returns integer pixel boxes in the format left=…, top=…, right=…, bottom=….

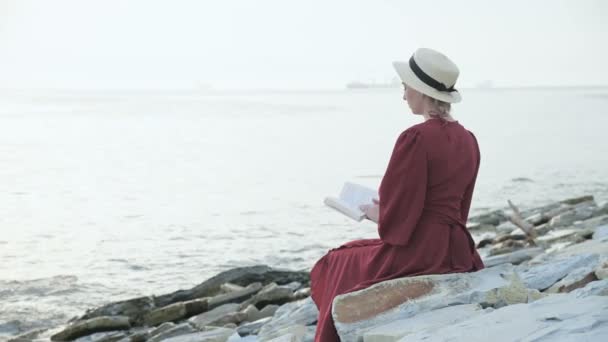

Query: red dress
left=310, top=118, right=485, bottom=342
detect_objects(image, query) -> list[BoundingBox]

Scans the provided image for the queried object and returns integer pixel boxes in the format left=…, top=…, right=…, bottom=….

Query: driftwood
left=507, top=200, right=537, bottom=246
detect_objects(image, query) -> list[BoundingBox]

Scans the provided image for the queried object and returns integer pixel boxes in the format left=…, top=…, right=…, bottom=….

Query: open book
left=324, top=182, right=379, bottom=221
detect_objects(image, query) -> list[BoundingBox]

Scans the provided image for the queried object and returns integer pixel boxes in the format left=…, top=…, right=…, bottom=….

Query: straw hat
left=392, top=48, right=462, bottom=103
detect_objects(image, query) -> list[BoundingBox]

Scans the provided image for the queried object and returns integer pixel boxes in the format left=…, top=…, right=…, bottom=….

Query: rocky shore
left=7, top=195, right=608, bottom=342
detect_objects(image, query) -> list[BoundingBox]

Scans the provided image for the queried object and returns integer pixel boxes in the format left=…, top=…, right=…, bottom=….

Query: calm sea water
left=1, top=87, right=608, bottom=336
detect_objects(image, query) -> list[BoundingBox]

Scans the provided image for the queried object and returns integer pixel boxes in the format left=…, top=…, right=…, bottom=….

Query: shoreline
left=4, top=194, right=608, bottom=341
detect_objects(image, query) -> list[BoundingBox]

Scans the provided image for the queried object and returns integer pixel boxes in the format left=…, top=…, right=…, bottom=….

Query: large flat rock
left=332, top=265, right=527, bottom=341
left=396, top=294, right=608, bottom=341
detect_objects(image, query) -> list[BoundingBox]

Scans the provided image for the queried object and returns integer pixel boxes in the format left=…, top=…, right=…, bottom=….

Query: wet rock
left=396, top=293, right=608, bottom=341
left=189, top=303, right=246, bottom=329
left=241, top=283, right=294, bottom=309
left=518, top=253, right=599, bottom=290
left=155, top=266, right=309, bottom=308
left=331, top=265, right=524, bottom=341
left=209, top=283, right=263, bottom=310
left=362, top=304, right=484, bottom=342
left=51, top=316, right=131, bottom=341
left=144, top=298, right=208, bottom=326
left=161, top=328, right=235, bottom=342
left=258, top=298, right=318, bottom=341
left=483, top=247, right=544, bottom=267
left=147, top=323, right=196, bottom=342
left=77, top=297, right=155, bottom=326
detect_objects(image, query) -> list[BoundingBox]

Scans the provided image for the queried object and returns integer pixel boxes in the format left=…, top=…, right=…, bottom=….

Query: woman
left=310, top=48, right=485, bottom=342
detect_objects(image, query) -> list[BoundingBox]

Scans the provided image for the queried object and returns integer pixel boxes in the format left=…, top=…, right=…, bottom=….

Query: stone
left=155, top=266, right=309, bottom=308
left=227, top=333, right=259, bottom=342
left=332, top=265, right=524, bottom=341
left=259, top=305, right=279, bottom=317
left=147, top=323, right=196, bottom=342
left=144, top=298, right=208, bottom=326
left=258, top=298, right=318, bottom=341
left=570, top=279, right=608, bottom=297
left=259, top=325, right=306, bottom=342
left=482, top=247, right=544, bottom=267
left=241, top=283, right=294, bottom=309
left=496, top=221, right=517, bottom=234
left=236, top=317, right=272, bottom=337
left=547, top=201, right=597, bottom=229
left=469, top=210, right=506, bottom=226
left=595, top=258, right=608, bottom=280
left=241, top=305, right=264, bottom=323
left=283, top=282, right=302, bottom=292
left=51, top=316, right=131, bottom=341
left=561, top=195, right=595, bottom=205
left=264, top=332, right=301, bottom=342
left=209, top=283, right=263, bottom=310
left=517, top=253, right=599, bottom=290
left=294, top=288, right=311, bottom=300
left=161, top=328, right=236, bottom=342
left=303, top=326, right=315, bottom=342
left=466, top=223, right=496, bottom=232
left=536, top=228, right=579, bottom=244
left=487, top=241, right=526, bottom=256
left=72, top=331, right=128, bottom=342
left=221, top=283, right=246, bottom=293
left=77, top=297, right=155, bottom=326
left=396, top=293, right=608, bottom=341
left=148, top=322, right=175, bottom=338
left=546, top=256, right=601, bottom=293
left=224, top=323, right=238, bottom=329
left=554, top=238, right=608, bottom=257
left=116, top=329, right=149, bottom=342
left=362, top=304, right=484, bottom=342
left=593, top=224, right=608, bottom=241
left=189, top=303, right=246, bottom=329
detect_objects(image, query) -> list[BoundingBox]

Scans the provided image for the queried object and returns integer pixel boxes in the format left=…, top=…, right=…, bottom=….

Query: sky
left=0, top=0, right=606, bottom=90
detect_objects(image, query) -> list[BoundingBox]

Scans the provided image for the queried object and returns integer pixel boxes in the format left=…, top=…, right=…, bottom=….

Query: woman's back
left=417, top=118, right=480, bottom=224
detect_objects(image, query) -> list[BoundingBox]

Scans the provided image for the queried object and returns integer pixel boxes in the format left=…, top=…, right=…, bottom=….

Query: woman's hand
left=359, top=198, right=380, bottom=223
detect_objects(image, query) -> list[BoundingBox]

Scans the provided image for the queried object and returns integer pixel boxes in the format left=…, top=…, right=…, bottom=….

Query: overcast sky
left=0, top=0, right=606, bottom=89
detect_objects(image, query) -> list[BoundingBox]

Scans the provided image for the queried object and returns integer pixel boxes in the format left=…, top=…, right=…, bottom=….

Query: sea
left=1, top=87, right=608, bottom=337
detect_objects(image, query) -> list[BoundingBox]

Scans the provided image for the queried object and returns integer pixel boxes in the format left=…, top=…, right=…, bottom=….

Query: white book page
left=324, top=182, right=378, bottom=221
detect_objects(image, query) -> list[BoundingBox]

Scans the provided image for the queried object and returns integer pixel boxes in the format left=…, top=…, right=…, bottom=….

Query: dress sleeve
left=460, top=131, right=481, bottom=224
left=377, top=128, right=427, bottom=246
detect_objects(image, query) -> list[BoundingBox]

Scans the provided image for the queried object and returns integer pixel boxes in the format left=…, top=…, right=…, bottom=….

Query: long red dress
left=310, top=118, right=485, bottom=342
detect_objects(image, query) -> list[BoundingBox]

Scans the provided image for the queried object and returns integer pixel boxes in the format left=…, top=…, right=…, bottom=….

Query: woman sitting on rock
left=310, top=48, right=485, bottom=342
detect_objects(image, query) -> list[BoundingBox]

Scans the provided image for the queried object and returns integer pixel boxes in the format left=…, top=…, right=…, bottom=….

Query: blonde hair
left=424, top=95, right=452, bottom=117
